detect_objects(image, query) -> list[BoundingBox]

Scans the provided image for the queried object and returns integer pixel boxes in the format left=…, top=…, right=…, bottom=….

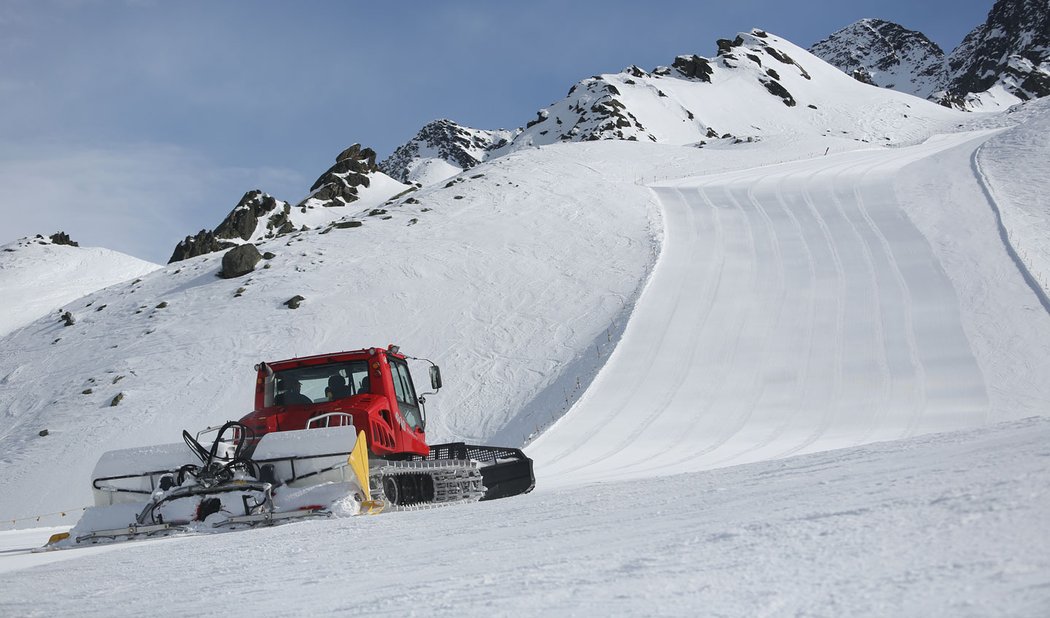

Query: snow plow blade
left=41, top=422, right=366, bottom=550
left=421, top=443, right=535, bottom=500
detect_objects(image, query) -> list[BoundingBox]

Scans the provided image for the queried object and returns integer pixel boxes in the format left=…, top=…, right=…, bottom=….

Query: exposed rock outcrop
left=169, top=190, right=288, bottom=263
left=169, top=229, right=237, bottom=263
left=302, top=144, right=377, bottom=208
left=214, top=191, right=284, bottom=241
left=945, top=0, right=1050, bottom=104
left=49, top=232, right=79, bottom=247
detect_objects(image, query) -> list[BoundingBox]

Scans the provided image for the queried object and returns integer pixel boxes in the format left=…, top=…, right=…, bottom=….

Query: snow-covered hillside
left=0, top=140, right=665, bottom=520
left=529, top=127, right=1050, bottom=485
left=0, top=236, right=160, bottom=337
left=2, top=25, right=1050, bottom=616
left=977, top=98, right=1050, bottom=291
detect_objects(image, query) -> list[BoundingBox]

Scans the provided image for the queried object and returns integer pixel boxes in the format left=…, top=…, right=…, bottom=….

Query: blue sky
left=0, top=0, right=994, bottom=262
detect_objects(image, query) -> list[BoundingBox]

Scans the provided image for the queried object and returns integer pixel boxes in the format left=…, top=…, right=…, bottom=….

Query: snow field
left=2, top=417, right=1047, bottom=616
left=0, top=239, right=160, bottom=337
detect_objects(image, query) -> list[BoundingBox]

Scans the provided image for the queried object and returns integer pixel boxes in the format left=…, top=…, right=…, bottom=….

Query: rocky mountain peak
left=946, top=0, right=1050, bottom=105
left=304, top=143, right=379, bottom=209
left=809, top=18, right=947, bottom=98
left=49, top=231, right=79, bottom=247
left=379, top=119, right=515, bottom=186
left=169, top=190, right=290, bottom=263
left=811, top=2, right=1049, bottom=110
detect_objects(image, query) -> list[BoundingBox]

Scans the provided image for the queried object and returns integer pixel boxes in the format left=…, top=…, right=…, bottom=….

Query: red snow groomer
left=46, top=346, right=534, bottom=549
left=240, top=345, right=535, bottom=503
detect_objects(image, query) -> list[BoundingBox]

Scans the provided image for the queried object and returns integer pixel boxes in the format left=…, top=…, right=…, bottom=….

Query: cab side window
left=388, top=357, right=422, bottom=430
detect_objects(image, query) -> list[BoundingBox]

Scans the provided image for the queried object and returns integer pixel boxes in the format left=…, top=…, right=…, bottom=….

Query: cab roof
left=263, top=346, right=405, bottom=371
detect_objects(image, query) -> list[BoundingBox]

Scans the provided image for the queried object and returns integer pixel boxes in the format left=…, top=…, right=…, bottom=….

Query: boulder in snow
left=220, top=244, right=262, bottom=279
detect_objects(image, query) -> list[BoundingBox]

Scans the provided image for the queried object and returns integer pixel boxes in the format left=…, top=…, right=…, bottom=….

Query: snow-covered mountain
left=3, top=25, right=1050, bottom=614
left=493, top=30, right=948, bottom=151
left=0, top=234, right=160, bottom=337
left=385, top=29, right=960, bottom=186
left=946, top=0, right=1050, bottom=109
left=810, top=0, right=1050, bottom=110
left=809, top=18, right=946, bottom=99
left=379, top=120, right=517, bottom=186
left=170, top=144, right=409, bottom=262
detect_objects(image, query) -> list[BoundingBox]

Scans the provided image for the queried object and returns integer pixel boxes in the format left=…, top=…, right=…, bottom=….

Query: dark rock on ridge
left=305, top=144, right=377, bottom=208
left=49, top=232, right=78, bottom=247
left=169, top=190, right=288, bottom=263
left=170, top=230, right=236, bottom=263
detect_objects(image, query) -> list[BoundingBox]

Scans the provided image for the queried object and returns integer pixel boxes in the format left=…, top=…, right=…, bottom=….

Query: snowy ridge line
left=971, top=143, right=1050, bottom=316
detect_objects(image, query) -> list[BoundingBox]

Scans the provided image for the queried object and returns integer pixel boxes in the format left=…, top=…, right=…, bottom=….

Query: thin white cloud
left=0, top=141, right=303, bottom=263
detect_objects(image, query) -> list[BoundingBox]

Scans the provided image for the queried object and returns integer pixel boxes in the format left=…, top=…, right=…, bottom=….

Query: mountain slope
left=384, top=30, right=963, bottom=187
left=976, top=97, right=1050, bottom=290
left=494, top=30, right=960, bottom=154
left=0, top=142, right=667, bottom=520
left=529, top=127, right=1050, bottom=484
left=0, top=235, right=160, bottom=337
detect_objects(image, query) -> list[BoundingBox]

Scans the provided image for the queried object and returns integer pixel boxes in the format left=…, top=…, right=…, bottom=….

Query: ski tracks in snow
left=530, top=132, right=998, bottom=487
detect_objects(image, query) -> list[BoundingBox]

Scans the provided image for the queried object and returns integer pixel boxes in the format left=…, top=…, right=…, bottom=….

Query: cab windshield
left=269, top=361, right=370, bottom=406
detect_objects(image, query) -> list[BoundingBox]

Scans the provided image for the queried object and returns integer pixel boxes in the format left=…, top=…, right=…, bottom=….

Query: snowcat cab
left=242, top=346, right=433, bottom=457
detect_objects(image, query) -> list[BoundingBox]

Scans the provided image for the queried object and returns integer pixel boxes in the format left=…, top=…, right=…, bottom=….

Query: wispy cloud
left=0, top=140, right=303, bottom=263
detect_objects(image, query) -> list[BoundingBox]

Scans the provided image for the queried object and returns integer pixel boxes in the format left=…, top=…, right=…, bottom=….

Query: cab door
left=387, top=356, right=424, bottom=432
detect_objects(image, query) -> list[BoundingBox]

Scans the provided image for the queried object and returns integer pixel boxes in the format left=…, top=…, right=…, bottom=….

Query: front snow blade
left=347, top=429, right=386, bottom=514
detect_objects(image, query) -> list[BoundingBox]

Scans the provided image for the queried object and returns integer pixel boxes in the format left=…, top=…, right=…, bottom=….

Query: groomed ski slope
left=530, top=129, right=1050, bottom=485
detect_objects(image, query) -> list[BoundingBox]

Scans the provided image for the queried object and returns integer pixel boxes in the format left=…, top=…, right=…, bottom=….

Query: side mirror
left=429, top=365, right=442, bottom=390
